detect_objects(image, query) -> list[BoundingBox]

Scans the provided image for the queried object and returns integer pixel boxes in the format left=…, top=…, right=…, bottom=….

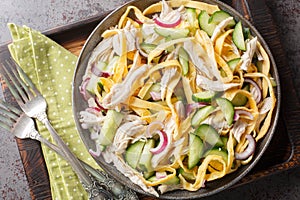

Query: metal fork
left=0, top=100, right=138, bottom=199
left=0, top=59, right=138, bottom=200
left=0, top=100, right=112, bottom=199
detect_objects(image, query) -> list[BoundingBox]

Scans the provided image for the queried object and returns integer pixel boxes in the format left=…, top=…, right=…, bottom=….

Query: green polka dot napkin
left=7, top=23, right=100, bottom=200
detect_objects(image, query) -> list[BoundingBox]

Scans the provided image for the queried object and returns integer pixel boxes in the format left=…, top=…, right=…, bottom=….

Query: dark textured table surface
left=0, top=0, right=299, bottom=199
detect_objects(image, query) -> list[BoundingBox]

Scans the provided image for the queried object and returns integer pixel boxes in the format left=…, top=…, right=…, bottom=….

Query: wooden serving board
left=0, top=0, right=299, bottom=199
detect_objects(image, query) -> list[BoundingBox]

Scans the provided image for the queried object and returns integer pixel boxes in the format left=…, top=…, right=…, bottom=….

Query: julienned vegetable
left=79, top=0, right=277, bottom=197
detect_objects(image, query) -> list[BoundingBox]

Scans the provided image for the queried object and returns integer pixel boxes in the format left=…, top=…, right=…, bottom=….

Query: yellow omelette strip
left=143, top=0, right=220, bottom=15
left=112, top=31, right=128, bottom=83
left=199, top=30, right=221, bottom=78
left=176, top=114, right=193, bottom=140
left=257, top=41, right=270, bottom=98
left=205, top=161, right=226, bottom=182
left=165, top=70, right=182, bottom=139
left=137, top=71, right=161, bottom=99
left=99, top=77, right=114, bottom=92
left=129, top=106, right=153, bottom=123
left=215, top=53, right=233, bottom=83
left=146, top=59, right=182, bottom=77
left=147, top=37, right=194, bottom=65
left=226, top=131, right=235, bottom=172
left=118, top=6, right=151, bottom=28
left=124, top=17, right=141, bottom=28
left=144, top=167, right=177, bottom=186
left=244, top=72, right=276, bottom=141
left=101, top=29, right=119, bottom=38
left=137, top=82, right=153, bottom=100
left=215, top=29, right=234, bottom=55
left=221, top=43, right=240, bottom=61
left=129, top=96, right=171, bottom=112
left=186, top=61, right=198, bottom=92
left=180, top=155, right=226, bottom=191
left=182, top=76, right=194, bottom=104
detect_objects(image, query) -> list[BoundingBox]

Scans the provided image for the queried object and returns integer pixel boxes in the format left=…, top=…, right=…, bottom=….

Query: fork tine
left=0, top=99, right=22, bottom=116
left=0, top=102, right=20, bottom=131
left=2, top=60, right=35, bottom=100
left=9, top=59, right=41, bottom=96
left=0, top=66, right=26, bottom=108
left=7, top=60, right=36, bottom=99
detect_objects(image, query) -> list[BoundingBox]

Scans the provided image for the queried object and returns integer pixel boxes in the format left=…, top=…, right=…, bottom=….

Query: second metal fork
left=0, top=59, right=138, bottom=199
left=0, top=100, right=138, bottom=199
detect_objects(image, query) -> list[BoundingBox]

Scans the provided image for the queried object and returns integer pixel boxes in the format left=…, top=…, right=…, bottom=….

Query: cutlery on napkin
left=7, top=23, right=101, bottom=200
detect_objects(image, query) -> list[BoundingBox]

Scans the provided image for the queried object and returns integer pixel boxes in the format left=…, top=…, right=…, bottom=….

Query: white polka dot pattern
left=7, top=23, right=100, bottom=200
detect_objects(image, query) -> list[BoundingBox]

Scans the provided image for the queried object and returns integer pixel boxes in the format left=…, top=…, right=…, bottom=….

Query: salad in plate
left=79, top=0, right=277, bottom=196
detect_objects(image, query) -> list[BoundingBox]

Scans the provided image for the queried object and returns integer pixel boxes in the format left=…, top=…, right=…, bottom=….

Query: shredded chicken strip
left=102, top=64, right=150, bottom=109
left=240, top=37, right=257, bottom=71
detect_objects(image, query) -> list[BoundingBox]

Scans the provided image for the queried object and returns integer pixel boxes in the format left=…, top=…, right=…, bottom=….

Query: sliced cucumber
left=194, top=124, right=223, bottom=147
left=138, top=139, right=155, bottom=172
left=209, top=10, right=236, bottom=27
left=216, top=97, right=234, bottom=125
left=227, top=58, right=241, bottom=71
left=98, top=110, right=124, bottom=146
left=143, top=171, right=155, bottom=179
left=154, top=27, right=190, bottom=39
left=97, top=81, right=104, bottom=92
left=178, top=47, right=189, bottom=76
left=191, top=105, right=215, bottom=127
left=198, top=10, right=216, bottom=36
left=233, top=21, right=246, bottom=51
left=231, top=84, right=250, bottom=106
left=86, top=74, right=100, bottom=95
left=148, top=175, right=180, bottom=185
left=204, top=148, right=228, bottom=163
left=221, top=136, right=229, bottom=147
left=179, top=168, right=196, bottom=181
left=125, top=140, right=145, bottom=169
left=186, top=7, right=198, bottom=32
left=165, top=36, right=175, bottom=53
left=105, top=56, right=119, bottom=73
left=243, top=27, right=251, bottom=40
left=140, top=43, right=157, bottom=54
left=192, top=90, right=217, bottom=103
left=188, top=134, right=204, bottom=169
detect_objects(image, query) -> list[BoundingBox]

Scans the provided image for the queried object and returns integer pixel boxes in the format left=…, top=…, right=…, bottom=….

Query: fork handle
left=41, top=118, right=114, bottom=200
left=42, top=119, right=93, bottom=184
left=37, top=135, right=138, bottom=199
left=37, top=135, right=115, bottom=199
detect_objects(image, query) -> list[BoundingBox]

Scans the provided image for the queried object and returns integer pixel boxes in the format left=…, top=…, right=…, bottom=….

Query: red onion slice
left=234, top=109, right=254, bottom=121
left=95, top=97, right=107, bottom=112
left=235, top=134, right=256, bottom=160
left=186, top=102, right=208, bottom=116
left=146, top=121, right=164, bottom=137
left=153, top=14, right=181, bottom=28
left=150, top=130, right=168, bottom=154
left=86, top=107, right=102, bottom=114
left=89, top=144, right=102, bottom=157
left=135, top=19, right=143, bottom=25
left=150, top=91, right=162, bottom=101
left=244, top=78, right=262, bottom=103
left=136, top=38, right=149, bottom=58
left=80, top=77, right=91, bottom=100
left=91, top=63, right=111, bottom=77
left=156, top=171, right=167, bottom=179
